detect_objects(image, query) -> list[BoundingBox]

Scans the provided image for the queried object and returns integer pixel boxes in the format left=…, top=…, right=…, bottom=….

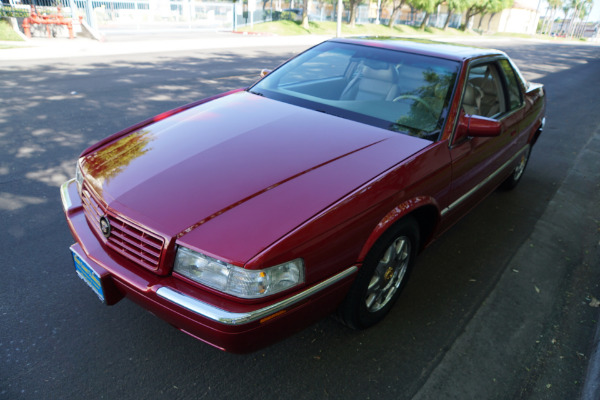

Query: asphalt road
left=1, top=38, right=599, bottom=400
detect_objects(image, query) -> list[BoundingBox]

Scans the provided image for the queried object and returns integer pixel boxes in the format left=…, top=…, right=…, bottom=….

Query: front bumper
left=61, top=178, right=357, bottom=353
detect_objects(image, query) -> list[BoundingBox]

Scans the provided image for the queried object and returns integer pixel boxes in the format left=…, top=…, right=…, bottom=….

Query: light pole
left=336, top=0, right=342, bottom=37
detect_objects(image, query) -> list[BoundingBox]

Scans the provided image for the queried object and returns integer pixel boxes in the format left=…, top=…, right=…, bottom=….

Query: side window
left=498, top=59, right=523, bottom=112
left=461, top=63, right=506, bottom=118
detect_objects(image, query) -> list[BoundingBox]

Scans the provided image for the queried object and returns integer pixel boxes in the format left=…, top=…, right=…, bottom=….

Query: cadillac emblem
left=99, top=216, right=111, bottom=239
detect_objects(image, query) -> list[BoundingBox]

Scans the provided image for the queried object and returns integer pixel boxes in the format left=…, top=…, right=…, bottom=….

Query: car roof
left=331, top=37, right=506, bottom=62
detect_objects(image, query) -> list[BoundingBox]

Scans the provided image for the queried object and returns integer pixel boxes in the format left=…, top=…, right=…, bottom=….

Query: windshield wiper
left=389, top=122, right=413, bottom=133
left=389, top=122, right=435, bottom=140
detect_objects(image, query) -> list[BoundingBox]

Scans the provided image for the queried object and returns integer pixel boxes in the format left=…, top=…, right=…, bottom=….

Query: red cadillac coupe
left=61, top=38, right=546, bottom=353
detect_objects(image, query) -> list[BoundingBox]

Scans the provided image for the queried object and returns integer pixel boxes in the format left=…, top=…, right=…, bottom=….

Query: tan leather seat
left=396, top=65, right=426, bottom=95
left=340, top=64, right=399, bottom=101
left=462, top=83, right=483, bottom=116
left=479, top=78, right=501, bottom=117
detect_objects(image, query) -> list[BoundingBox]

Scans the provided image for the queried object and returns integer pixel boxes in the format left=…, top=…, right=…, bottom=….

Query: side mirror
left=467, top=114, right=501, bottom=137
left=260, top=69, right=271, bottom=78
left=455, top=112, right=501, bottom=142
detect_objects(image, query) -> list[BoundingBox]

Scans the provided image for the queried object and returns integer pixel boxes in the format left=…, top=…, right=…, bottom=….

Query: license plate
left=72, top=249, right=105, bottom=302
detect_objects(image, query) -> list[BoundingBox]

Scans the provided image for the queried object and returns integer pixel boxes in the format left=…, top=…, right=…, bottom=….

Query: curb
left=578, top=127, right=600, bottom=400
left=231, top=31, right=276, bottom=36
left=0, top=33, right=330, bottom=62
left=582, top=308, right=600, bottom=399
left=411, top=116, right=600, bottom=399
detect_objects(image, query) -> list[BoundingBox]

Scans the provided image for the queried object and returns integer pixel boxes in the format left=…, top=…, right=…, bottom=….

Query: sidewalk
left=411, top=117, right=600, bottom=399
left=2, top=30, right=597, bottom=62
left=0, top=31, right=330, bottom=61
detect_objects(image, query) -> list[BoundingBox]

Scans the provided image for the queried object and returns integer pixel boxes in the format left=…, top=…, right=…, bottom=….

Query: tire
left=500, top=146, right=531, bottom=191
left=338, top=217, right=419, bottom=330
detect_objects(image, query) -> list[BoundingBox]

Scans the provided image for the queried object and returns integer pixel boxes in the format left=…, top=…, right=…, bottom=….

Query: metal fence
left=2, top=0, right=77, bottom=16
left=87, top=0, right=248, bottom=30
left=2, top=0, right=262, bottom=31
left=1, top=0, right=461, bottom=34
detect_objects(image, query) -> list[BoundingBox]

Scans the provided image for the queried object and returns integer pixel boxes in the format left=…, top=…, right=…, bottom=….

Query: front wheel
left=500, top=146, right=531, bottom=190
left=338, top=217, right=419, bottom=330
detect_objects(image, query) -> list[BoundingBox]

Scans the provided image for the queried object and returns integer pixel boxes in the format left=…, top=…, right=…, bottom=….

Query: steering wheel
left=393, top=95, right=436, bottom=118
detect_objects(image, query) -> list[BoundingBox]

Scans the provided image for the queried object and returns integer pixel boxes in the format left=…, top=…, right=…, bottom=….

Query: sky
left=542, top=0, right=600, bottom=22
left=592, top=0, right=600, bottom=21
left=576, top=0, right=599, bottom=21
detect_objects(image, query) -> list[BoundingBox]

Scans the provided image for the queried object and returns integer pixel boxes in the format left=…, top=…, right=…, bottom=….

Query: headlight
left=75, top=161, right=84, bottom=193
left=173, top=246, right=304, bottom=299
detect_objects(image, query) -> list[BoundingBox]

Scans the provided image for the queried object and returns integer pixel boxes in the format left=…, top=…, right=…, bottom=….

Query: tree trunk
left=387, top=1, right=404, bottom=28
left=349, top=2, right=357, bottom=27
left=546, top=11, right=555, bottom=35
left=419, top=11, right=430, bottom=29
left=568, top=2, right=581, bottom=39
left=540, top=6, right=550, bottom=34
left=477, top=12, right=484, bottom=29
left=443, top=8, right=452, bottom=30
left=302, top=0, right=309, bottom=29
left=486, top=12, right=496, bottom=31
left=461, top=7, right=475, bottom=30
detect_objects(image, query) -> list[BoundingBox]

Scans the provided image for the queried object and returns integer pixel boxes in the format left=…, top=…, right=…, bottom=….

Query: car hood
left=81, top=91, right=430, bottom=264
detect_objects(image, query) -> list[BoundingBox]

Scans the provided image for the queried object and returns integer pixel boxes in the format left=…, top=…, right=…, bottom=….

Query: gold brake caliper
left=384, top=267, right=394, bottom=281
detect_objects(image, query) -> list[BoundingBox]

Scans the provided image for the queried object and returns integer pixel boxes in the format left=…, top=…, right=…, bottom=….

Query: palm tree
left=541, top=0, right=562, bottom=35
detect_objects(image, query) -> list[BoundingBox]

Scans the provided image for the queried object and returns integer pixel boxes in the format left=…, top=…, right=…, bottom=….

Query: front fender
left=357, top=196, right=441, bottom=261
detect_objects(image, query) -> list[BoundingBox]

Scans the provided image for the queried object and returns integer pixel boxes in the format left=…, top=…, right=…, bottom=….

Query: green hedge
left=1, top=6, right=30, bottom=18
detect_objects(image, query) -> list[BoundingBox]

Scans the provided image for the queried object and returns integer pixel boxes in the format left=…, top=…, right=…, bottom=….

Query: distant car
left=61, top=38, right=546, bottom=353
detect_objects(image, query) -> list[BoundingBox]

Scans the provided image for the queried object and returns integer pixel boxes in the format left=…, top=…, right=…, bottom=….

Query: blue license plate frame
left=72, top=249, right=105, bottom=303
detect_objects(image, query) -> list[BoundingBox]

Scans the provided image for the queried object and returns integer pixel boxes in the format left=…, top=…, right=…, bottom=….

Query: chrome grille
left=81, top=184, right=164, bottom=271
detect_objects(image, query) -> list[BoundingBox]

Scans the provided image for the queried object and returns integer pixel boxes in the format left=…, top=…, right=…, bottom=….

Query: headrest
left=361, top=64, right=395, bottom=81
left=463, top=83, right=481, bottom=105
left=463, top=84, right=475, bottom=104
left=397, top=66, right=424, bottom=80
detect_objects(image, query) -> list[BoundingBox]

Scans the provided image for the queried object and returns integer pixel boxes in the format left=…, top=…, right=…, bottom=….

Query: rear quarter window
left=499, top=59, right=523, bottom=111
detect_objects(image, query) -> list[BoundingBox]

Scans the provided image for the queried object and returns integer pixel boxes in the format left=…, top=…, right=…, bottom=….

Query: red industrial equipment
left=22, top=5, right=77, bottom=39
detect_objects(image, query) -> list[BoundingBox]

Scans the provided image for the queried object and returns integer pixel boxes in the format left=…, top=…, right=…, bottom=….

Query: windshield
left=250, top=41, right=460, bottom=140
